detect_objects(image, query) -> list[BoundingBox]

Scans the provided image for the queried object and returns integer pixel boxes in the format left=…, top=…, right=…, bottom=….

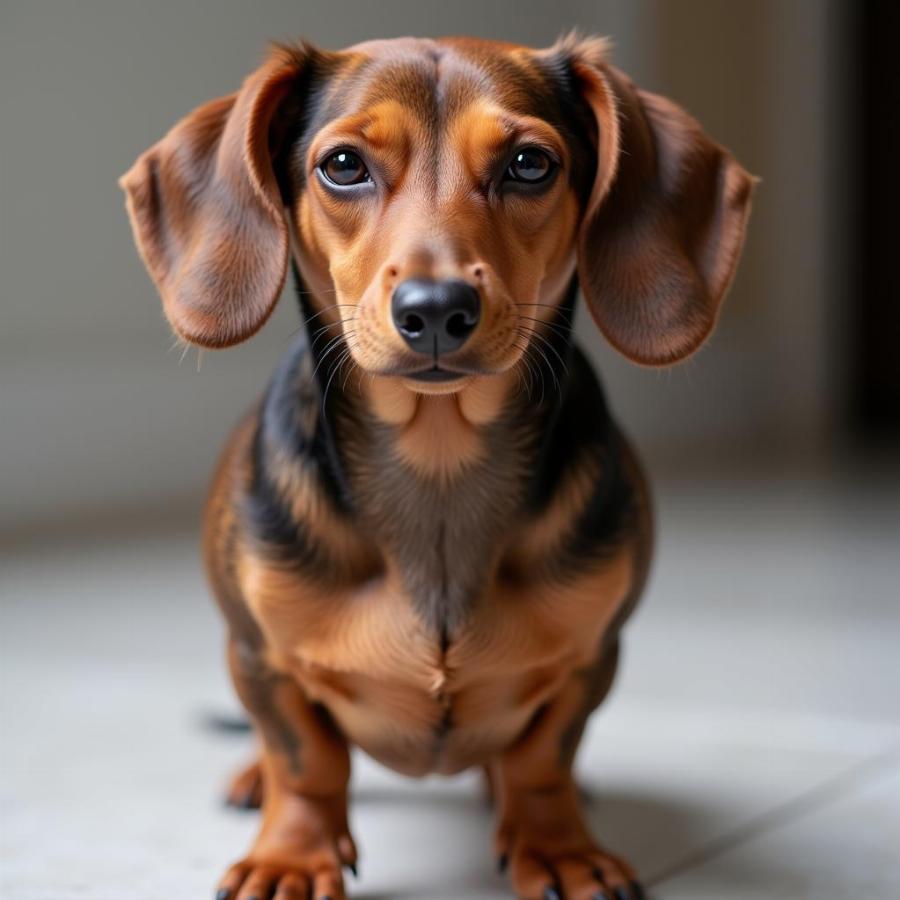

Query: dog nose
left=391, top=278, right=481, bottom=355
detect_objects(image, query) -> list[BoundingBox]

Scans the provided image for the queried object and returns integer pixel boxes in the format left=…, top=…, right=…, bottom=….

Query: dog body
left=207, top=322, right=647, bottom=780
left=122, top=35, right=751, bottom=900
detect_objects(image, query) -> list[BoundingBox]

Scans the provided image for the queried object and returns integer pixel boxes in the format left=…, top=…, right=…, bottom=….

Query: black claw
left=344, top=861, right=358, bottom=878
left=497, top=853, right=508, bottom=874
left=215, top=890, right=231, bottom=900
left=631, top=882, right=646, bottom=899
left=543, top=888, right=562, bottom=900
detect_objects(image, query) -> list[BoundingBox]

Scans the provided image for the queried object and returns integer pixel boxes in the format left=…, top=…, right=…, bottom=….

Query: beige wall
left=0, top=1, right=842, bottom=531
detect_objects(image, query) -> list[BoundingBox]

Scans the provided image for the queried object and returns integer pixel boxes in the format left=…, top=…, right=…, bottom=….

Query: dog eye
left=320, top=150, right=370, bottom=187
left=505, top=148, right=555, bottom=184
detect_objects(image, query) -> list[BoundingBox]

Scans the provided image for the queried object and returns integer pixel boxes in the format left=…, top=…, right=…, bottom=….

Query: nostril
left=391, top=277, right=479, bottom=354
left=400, top=313, right=425, bottom=337
left=445, top=311, right=475, bottom=340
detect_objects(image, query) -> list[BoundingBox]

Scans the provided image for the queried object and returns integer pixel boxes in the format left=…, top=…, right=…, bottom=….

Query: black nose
left=391, top=278, right=481, bottom=355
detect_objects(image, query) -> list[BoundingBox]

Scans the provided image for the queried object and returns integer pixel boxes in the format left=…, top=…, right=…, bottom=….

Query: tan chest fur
left=238, top=538, right=634, bottom=776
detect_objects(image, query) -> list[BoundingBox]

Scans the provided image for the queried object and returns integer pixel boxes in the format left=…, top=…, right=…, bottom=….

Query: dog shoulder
left=209, top=337, right=374, bottom=593
left=509, top=346, right=647, bottom=581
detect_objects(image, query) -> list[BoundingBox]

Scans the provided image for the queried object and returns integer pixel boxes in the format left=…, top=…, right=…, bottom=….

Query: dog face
left=121, top=35, right=753, bottom=386
left=291, top=38, right=591, bottom=387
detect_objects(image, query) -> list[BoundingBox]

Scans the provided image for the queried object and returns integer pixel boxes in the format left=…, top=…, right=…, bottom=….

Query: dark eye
left=506, top=147, right=555, bottom=184
left=320, top=150, right=370, bottom=187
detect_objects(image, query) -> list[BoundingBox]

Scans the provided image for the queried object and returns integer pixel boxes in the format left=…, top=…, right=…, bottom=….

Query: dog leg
left=215, top=639, right=355, bottom=900
left=492, top=642, right=644, bottom=900
left=224, top=757, right=263, bottom=810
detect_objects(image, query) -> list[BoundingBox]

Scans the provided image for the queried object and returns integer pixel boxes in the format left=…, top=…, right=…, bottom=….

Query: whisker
left=311, top=332, right=354, bottom=382
left=512, top=340, right=536, bottom=399
left=308, top=316, right=358, bottom=349
left=288, top=307, right=359, bottom=341
left=514, top=338, right=542, bottom=403
left=299, top=302, right=356, bottom=327
left=311, top=334, right=344, bottom=372
left=293, top=287, right=338, bottom=297
left=527, top=334, right=562, bottom=396
left=534, top=347, right=546, bottom=406
left=340, top=336, right=367, bottom=398
left=514, top=365, right=528, bottom=398
left=527, top=329, right=570, bottom=380
left=516, top=314, right=574, bottom=338
left=322, top=347, right=353, bottom=413
left=519, top=333, right=557, bottom=403
left=340, top=347, right=359, bottom=393
left=514, top=301, right=575, bottom=323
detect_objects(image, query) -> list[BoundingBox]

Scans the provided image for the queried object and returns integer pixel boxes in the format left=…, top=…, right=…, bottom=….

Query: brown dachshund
left=121, top=34, right=752, bottom=900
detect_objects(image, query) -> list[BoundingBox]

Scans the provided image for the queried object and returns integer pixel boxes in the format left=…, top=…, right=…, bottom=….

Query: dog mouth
left=405, top=366, right=468, bottom=383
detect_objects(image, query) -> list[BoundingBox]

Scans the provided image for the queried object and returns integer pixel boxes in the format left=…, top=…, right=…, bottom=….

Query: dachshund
left=121, top=34, right=753, bottom=900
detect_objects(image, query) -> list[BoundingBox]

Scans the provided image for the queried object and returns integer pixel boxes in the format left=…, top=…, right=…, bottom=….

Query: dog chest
left=242, top=547, right=632, bottom=774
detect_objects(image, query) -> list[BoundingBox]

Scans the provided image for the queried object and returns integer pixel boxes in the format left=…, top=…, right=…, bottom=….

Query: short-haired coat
left=122, top=34, right=752, bottom=900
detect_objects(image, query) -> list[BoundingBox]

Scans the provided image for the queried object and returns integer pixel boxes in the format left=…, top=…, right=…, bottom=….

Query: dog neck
left=264, top=269, right=580, bottom=635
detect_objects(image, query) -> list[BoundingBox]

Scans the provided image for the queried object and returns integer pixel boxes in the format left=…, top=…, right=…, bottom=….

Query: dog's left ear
left=555, top=38, right=755, bottom=366
left=120, top=47, right=309, bottom=348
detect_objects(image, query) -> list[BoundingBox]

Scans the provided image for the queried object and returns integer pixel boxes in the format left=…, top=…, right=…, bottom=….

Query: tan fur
left=234, top=515, right=635, bottom=778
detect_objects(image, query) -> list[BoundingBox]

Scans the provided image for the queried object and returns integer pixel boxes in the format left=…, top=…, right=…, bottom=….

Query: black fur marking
left=290, top=263, right=359, bottom=516
left=563, top=424, right=636, bottom=568
left=242, top=421, right=318, bottom=567
left=241, top=320, right=355, bottom=570
left=519, top=273, right=637, bottom=572
left=230, top=639, right=304, bottom=778
left=558, top=640, right=620, bottom=766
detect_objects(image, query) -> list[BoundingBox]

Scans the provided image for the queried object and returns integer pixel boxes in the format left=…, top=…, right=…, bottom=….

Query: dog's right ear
left=551, top=36, right=755, bottom=366
left=120, top=46, right=310, bottom=348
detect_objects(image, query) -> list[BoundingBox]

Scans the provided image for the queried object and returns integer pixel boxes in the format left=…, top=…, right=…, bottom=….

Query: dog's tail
left=200, top=710, right=253, bottom=734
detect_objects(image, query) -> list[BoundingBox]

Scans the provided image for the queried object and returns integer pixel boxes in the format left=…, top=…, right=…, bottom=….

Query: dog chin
left=400, top=374, right=474, bottom=395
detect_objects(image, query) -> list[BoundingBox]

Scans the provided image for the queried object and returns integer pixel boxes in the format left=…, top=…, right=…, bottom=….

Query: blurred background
left=3, top=0, right=887, bottom=532
left=2, top=2, right=898, bottom=899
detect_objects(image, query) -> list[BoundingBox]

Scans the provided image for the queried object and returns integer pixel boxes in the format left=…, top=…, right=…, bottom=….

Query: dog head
left=121, top=35, right=753, bottom=392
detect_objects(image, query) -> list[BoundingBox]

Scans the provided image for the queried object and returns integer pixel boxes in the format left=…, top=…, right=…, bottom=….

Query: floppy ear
left=119, top=48, right=307, bottom=348
left=566, top=41, right=755, bottom=365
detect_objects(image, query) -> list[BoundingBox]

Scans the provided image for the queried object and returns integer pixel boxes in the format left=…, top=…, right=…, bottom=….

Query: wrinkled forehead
left=305, top=38, right=572, bottom=148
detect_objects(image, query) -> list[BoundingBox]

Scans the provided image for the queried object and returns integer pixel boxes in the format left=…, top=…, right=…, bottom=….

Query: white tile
left=659, top=763, right=900, bottom=899
left=334, top=701, right=900, bottom=900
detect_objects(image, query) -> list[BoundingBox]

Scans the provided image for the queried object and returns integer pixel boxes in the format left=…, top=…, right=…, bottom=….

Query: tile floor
left=2, top=466, right=899, bottom=899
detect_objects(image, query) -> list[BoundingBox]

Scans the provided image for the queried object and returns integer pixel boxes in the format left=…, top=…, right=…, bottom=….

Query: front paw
left=495, top=784, right=644, bottom=900
left=215, top=851, right=351, bottom=900
left=216, top=794, right=357, bottom=900
left=499, top=844, right=643, bottom=900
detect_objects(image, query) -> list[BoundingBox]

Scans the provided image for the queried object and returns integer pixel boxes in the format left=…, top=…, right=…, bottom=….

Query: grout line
left=645, top=743, right=900, bottom=889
